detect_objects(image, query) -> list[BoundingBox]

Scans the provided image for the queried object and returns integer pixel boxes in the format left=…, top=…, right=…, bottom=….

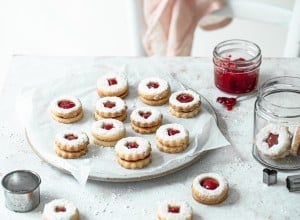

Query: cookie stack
left=115, top=137, right=152, bottom=169
left=50, top=96, right=83, bottom=124
left=138, top=77, right=170, bottom=106
left=54, top=130, right=89, bottom=159
left=97, top=73, right=129, bottom=99
left=169, top=90, right=201, bottom=118
left=130, top=107, right=162, bottom=134
left=91, top=119, right=126, bottom=147
left=156, top=123, right=189, bottom=153
left=94, top=96, right=127, bottom=122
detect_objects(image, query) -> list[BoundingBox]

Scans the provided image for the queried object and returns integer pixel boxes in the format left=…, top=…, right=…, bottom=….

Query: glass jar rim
left=258, top=76, right=300, bottom=118
left=213, top=39, right=262, bottom=64
left=213, top=58, right=261, bottom=72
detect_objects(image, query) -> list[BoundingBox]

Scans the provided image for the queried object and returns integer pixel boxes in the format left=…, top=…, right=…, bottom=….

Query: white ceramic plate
left=25, top=72, right=228, bottom=182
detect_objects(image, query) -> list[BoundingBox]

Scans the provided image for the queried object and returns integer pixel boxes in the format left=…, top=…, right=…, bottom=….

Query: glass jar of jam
left=253, top=76, right=300, bottom=170
left=213, top=39, right=261, bottom=94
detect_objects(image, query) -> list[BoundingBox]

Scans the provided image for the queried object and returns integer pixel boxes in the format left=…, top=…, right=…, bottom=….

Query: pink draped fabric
left=143, top=0, right=226, bottom=56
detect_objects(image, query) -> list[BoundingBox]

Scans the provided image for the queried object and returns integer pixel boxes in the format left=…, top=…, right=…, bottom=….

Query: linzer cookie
left=156, top=200, right=193, bottom=220
left=54, top=130, right=89, bottom=159
left=156, top=123, right=189, bottom=153
left=255, top=124, right=291, bottom=159
left=97, top=73, right=128, bottom=99
left=50, top=96, right=83, bottom=123
left=192, top=173, right=229, bottom=205
left=115, top=137, right=152, bottom=169
left=169, top=90, right=201, bottom=118
left=91, top=119, right=126, bottom=147
left=291, top=127, right=300, bottom=157
left=42, top=199, right=80, bottom=220
left=138, top=77, right=170, bottom=106
left=130, top=107, right=162, bottom=134
left=94, top=96, right=127, bottom=122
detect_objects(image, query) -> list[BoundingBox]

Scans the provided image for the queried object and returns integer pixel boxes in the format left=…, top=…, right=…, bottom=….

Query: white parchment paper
left=24, top=65, right=230, bottom=183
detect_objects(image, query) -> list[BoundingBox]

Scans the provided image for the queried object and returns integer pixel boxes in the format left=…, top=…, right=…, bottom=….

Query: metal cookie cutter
left=1, top=170, right=41, bottom=212
left=263, top=168, right=277, bottom=185
left=286, top=174, right=300, bottom=192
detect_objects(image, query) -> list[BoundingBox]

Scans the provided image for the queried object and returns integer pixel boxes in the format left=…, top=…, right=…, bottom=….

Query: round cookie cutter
left=1, top=170, right=41, bottom=212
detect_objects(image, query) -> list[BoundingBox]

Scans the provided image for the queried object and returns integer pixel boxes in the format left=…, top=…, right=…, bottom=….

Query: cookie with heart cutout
left=130, top=107, right=162, bottom=134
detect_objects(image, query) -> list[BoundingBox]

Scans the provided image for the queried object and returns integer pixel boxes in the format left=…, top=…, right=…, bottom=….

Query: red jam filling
left=58, top=100, right=76, bottom=109
left=201, top=178, right=219, bottom=190
left=216, top=97, right=237, bottom=111
left=139, top=111, right=152, bottom=119
left=126, top=142, right=139, bottom=149
left=64, top=134, right=78, bottom=140
left=167, top=129, right=180, bottom=136
left=103, top=101, right=116, bottom=108
left=55, top=206, right=66, bottom=212
left=168, top=205, right=180, bottom=214
left=266, top=133, right=279, bottom=148
left=176, top=94, right=194, bottom=103
left=108, top=78, right=118, bottom=86
left=102, top=123, right=114, bottom=130
left=147, top=82, right=159, bottom=89
left=214, top=56, right=258, bottom=94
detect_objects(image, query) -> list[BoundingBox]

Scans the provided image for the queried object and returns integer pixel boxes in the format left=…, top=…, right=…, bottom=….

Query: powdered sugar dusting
left=97, top=73, right=128, bottom=93
left=255, top=124, right=291, bottom=158
left=138, top=77, right=169, bottom=96
left=169, top=90, right=200, bottom=108
left=156, top=124, right=188, bottom=141
left=192, top=173, right=228, bottom=199
left=157, top=200, right=192, bottom=220
left=96, top=96, right=126, bottom=113
left=130, top=107, right=162, bottom=124
left=50, top=96, right=82, bottom=114
left=55, top=130, right=89, bottom=146
left=92, top=119, right=125, bottom=137
left=42, top=199, right=78, bottom=220
left=115, top=137, right=151, bottom=155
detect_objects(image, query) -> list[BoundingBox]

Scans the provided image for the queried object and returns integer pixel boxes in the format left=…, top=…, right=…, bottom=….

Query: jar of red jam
left=213, top=39, right=261, bottom=94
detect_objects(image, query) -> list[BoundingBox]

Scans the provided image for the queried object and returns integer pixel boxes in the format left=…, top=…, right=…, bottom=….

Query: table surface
left=1, top=56, right=300, bottom=220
